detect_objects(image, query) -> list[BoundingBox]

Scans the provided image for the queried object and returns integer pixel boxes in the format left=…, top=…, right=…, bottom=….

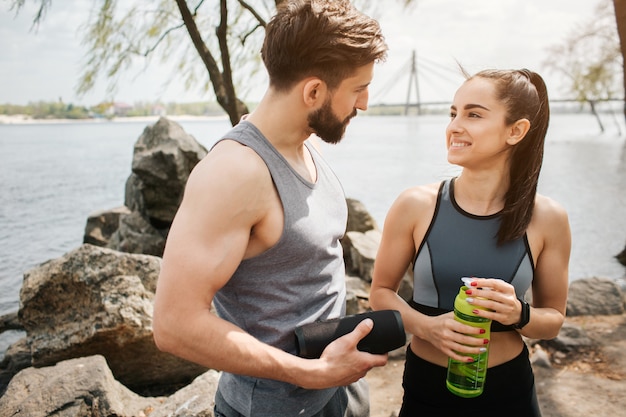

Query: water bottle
left=446, top=279, right=492, bottom=398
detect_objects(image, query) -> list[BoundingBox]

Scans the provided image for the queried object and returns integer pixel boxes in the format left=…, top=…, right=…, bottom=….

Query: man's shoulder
left=188, top=140, right=271, bottom=192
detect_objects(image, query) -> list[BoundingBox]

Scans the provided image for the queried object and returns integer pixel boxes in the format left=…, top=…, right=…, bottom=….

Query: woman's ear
left=507, top=118, right=531, bottom=145
left=302, top=78, right=327, bottom=108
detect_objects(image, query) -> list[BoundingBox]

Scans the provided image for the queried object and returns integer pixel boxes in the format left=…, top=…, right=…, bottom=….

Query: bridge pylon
left=405, top=50, right=421, bottom=115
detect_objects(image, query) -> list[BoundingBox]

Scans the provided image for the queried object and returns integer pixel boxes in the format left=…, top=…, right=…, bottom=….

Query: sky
left=0, top=0, right=606, bottom=107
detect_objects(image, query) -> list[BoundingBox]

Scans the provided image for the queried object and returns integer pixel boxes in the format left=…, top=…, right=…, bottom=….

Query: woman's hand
left=418, top=311, right=490, bottom=362
left=463, top=277, right=522, bottom=327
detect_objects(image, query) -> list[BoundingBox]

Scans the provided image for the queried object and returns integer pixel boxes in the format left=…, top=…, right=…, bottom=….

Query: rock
left=346, top=275, right=371, bottom=300
left=616, top=242, right=626, bottom=266
left=531, top=345, right=552, bottom=368
left=83, top=206, right=131, bottom=247
left=126, top=117, right=207, bottom=226
left=396, top=269, right=414, bottom=303
left=0, top=312, right=21, bottom=334
left=346, top=198, right=379, bottom=233
left=346, top=275, right=371, bottom=315
left=149, top=370, right=220, bottom=417
left=0, top=337, right=30, bottom=396
left=107, top=210, right=167, bottom=256
left=346, top=229, right=381, bottom=283
left=343, top=198, right=379, bottom=273
left=83, top=117, right=207, bottom=257
left=343, top=228, right=413, bottom=301
left=0, top=355, right=163, bottom=417
left=15, top=244, right=206, bottom=394
left=542, top=322, right=597, bottom=352
left=566, top=277, right=624, bottom=316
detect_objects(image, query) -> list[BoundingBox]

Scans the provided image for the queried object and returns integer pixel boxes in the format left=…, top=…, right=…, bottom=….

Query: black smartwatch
left=514, top=297, right=530, bottom=329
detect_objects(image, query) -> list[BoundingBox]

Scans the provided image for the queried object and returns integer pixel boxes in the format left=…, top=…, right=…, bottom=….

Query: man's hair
left=261, top=0, right=388, bottom=91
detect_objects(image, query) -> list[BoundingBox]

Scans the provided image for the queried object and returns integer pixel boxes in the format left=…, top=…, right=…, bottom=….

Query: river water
left=1, top=113, right=625, bottom=356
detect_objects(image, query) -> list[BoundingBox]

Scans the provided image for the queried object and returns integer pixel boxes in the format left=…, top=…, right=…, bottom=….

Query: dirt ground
left=365, top=314, right=626, bottom=417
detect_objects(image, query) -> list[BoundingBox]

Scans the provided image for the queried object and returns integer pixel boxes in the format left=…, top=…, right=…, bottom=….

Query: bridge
left=369, top=50, right=464, bottom=114
left=368, top=50, right=624, bottom=123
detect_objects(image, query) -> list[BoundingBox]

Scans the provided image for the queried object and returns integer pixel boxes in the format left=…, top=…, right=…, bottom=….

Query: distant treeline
left=0, top=101, right=228, bottom=119
left=1, top=99, right=622, bottom=120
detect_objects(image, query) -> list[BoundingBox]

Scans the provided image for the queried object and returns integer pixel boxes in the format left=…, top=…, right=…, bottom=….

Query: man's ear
left=302, top=78, right=327, bottom=108
left=507, top=118, right=531, bottom=145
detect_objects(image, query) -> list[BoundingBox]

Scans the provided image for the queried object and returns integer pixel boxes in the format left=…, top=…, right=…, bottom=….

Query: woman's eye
left=469, top=112, right=481, bottom=118
left=449, top=112, right=457, bottom=119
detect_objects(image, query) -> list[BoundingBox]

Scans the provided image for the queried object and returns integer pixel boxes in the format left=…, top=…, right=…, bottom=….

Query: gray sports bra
left=410, top=178, right=534, bottom=331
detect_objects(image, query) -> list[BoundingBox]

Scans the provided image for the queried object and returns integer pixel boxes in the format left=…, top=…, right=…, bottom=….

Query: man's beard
left=308, top=98, right=356, bottom=144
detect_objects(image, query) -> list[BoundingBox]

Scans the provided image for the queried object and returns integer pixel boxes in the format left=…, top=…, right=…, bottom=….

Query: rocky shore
left=0, top=117, right=624, bottom=417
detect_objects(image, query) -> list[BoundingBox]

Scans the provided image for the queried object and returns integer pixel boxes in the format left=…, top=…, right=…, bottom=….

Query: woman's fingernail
left=472, top=309, right=480, bottom=314
left=483, top=339, right=489, bottom=344
left=466, top=297, right=474, bottom=303
left=471, top=281, right=478, bottom=287
left=479, top=329, right=486, bottom=334
left=466, top=357, right=474, bottom=363
left=465, top=289, right=472, bottom=295
left=480, top=347, right=487, bottom=352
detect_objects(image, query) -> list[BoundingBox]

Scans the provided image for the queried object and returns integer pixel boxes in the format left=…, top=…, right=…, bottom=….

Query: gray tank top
left=411, top=178, right=534, bottom=330
left=212, top=121, right=348, bottom=417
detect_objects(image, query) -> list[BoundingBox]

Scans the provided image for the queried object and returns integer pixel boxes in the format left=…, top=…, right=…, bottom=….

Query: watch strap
left=514, top=297, right=530, bottom=329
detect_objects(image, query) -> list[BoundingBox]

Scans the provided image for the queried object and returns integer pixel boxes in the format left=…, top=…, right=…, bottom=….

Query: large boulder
left=83, top=117, right=207, bottom=257
left=149, top=370, right=220, bottom=417
left=567, top=277, right=625, bottom=316
left=15, top=244, right=206, bottom=394
left=126, top=116, right=207, bottom=225
left=0, top=355, right=163, bottom=417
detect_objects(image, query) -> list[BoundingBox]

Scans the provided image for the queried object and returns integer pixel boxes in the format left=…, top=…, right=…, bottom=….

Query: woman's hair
left=261, top=0, right=388, bottom=91
left=465, top=68, right=550, bottom=244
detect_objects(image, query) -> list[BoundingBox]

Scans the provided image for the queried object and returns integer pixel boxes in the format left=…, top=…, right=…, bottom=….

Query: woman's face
left=446, top=77, right=513, bottom=168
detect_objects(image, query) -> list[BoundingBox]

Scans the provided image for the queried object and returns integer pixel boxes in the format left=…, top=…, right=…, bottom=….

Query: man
left=153, top=1, right=388, bottom=416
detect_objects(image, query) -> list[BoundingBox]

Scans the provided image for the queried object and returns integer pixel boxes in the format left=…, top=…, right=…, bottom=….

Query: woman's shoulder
left=386, top=181, right=441, bottom=223
left=395, top=181, right=441, bottom=207
left=534, top=194, right=569, bottom=219
left=532, top=193, right=570, bottom=233
left=383, top=181, right=442, bottom=232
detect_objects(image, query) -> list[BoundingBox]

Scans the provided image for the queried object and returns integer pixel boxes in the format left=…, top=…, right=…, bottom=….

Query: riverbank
left=0, top=114, right=228, bottom=125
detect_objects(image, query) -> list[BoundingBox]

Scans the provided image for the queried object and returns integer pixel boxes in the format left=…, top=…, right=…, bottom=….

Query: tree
left=24, top=0, right=273, bottom=126
left=613, top=0, right=626, bottom=122
left=543, top=0, right=622, bottom=132
left=11, top=0, right=392, bottom=126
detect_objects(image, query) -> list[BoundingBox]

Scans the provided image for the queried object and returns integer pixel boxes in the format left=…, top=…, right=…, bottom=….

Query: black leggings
left=399, top=343, right=541, bottom=417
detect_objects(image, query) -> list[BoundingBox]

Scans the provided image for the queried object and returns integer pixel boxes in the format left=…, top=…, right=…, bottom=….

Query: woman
left=370, top=68, right=571, bottom=416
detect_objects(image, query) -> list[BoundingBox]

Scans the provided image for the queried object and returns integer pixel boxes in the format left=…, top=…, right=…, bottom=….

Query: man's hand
left=297, top=319, right=388, bottom=389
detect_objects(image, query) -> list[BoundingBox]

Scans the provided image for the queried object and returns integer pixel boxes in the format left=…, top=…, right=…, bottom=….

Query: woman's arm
left=522, top=195, right=571, bottom=339
left=463, top=195, right=571, bottom=340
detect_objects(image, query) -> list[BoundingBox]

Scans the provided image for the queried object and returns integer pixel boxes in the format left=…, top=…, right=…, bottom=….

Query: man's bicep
left=159, top=146, right=267, bottom=300
left=161, top=192, right=253, bottom=301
